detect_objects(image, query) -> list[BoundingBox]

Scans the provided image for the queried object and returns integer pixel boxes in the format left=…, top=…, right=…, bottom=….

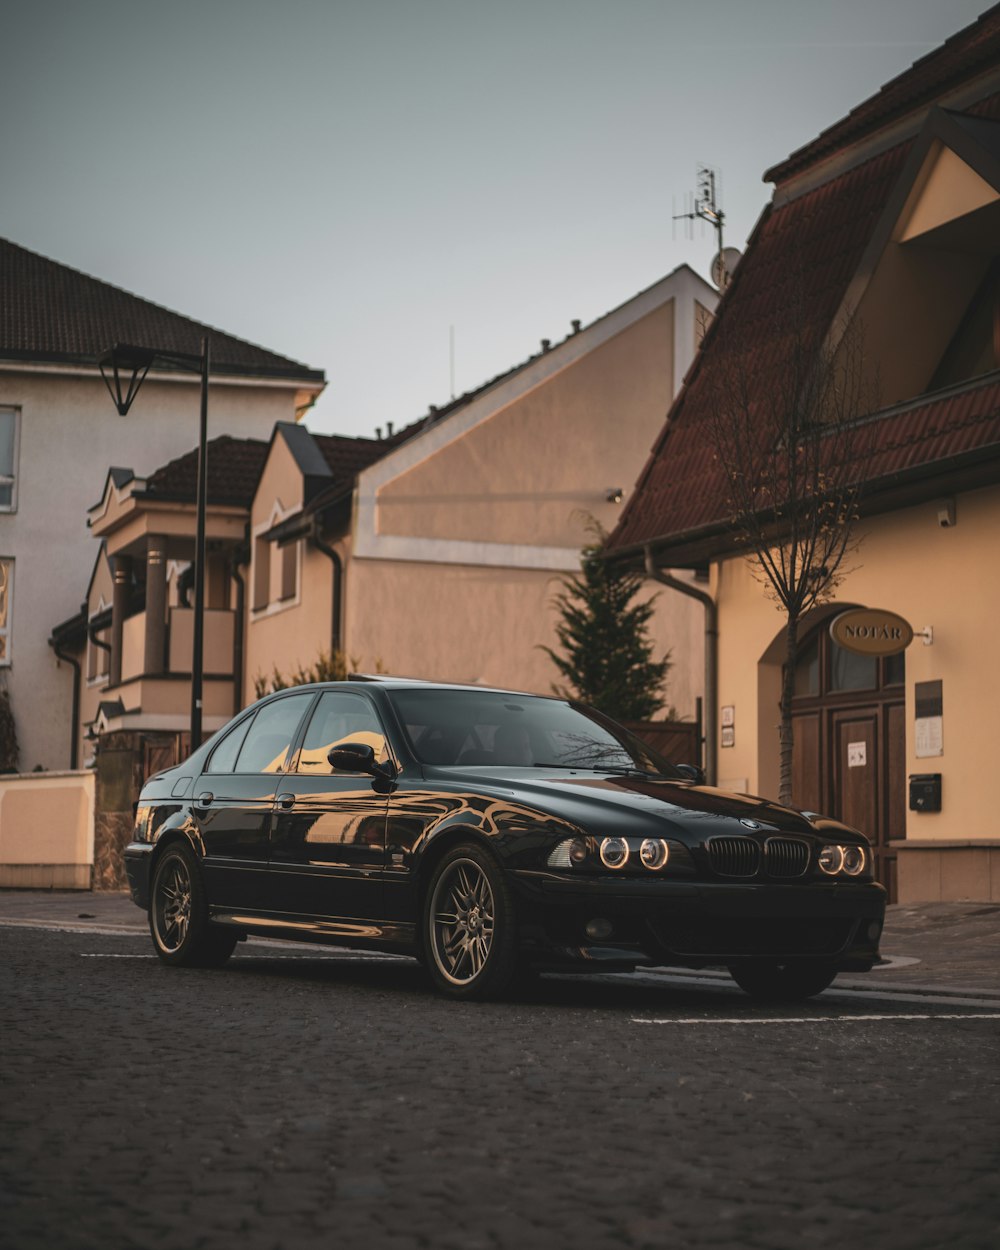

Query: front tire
left=149, top=843, right=237, bottom=968
left=423, top=843, right=519, bottom=1000
left=727, top=959, right=837, bottom=1003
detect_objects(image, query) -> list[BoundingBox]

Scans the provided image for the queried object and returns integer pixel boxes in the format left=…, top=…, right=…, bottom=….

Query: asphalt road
left=2, top=922, right=998, bottom=1250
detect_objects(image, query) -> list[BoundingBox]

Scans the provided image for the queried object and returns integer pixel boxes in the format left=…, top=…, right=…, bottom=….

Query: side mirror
left=675, top=763, right=706, bottom=785
left=328, top=742, right=397, bottom=782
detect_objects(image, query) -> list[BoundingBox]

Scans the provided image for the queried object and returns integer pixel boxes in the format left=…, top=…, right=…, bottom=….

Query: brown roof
left=767, top=3, right=1000, bottom=183
left=313, top=430, right=416, bottom=491
left=0, top=237, right=324, bottom=383
left=137, top=436, right=269, bottom=508
left=610, top=83, right=1000, bottom=562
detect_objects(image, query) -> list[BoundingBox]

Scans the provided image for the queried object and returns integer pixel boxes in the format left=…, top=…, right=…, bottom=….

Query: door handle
left=195, top=791, right=214, bottom=806
left=276, top=792, right=296, bottom=810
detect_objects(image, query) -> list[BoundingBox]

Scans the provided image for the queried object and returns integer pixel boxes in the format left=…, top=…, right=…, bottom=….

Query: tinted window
left=296, top=692, right=389, bottom=773
left=234, top=693, right=313, bottom=774
left=387, top=688, right=680, bottom=776
left=205, top=715, right=253, bottom=774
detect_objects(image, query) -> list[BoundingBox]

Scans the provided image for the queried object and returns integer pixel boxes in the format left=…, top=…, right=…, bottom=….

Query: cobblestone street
left=2, top=918, right=998, bottom=1250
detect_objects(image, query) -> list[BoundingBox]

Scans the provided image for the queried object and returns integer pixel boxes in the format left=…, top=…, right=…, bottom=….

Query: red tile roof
left=767, top=4, right=1000, bottom=183
left=0, top=237, right=324, bottom=383
left=610, top=141, right=914, bottom=557
left=138, top=436, right=269, bottom=508
left=609, top=20, right=1000, bottom=566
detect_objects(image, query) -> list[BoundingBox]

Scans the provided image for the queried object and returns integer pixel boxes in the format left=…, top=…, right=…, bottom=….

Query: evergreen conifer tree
left=541, top=524, right=671, bottom=722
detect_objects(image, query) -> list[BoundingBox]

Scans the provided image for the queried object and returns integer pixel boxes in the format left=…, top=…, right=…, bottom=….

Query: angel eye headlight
left=599, top=837, right=629, bottom=869
left=818, top=844, right=844, bottom=875
left=639, top=838, right=670, bottom=871
left=841, top=845, right=866, bottom=876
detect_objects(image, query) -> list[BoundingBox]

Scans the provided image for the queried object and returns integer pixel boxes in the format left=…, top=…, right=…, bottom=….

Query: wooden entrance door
left=790, top=624, right=905, bottom=899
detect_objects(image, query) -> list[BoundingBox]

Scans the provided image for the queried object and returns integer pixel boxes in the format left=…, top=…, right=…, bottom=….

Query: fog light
left=842, top=845, right=866, bottom=876
left=586, top=918, right=614, bottom=940
left=867, top=920, right=883, bottom=942
left=600, top=837, right=629, bottom=869
left=639, top=838, right=670, bottom=870
left=818, top=844, right=844, bottom=875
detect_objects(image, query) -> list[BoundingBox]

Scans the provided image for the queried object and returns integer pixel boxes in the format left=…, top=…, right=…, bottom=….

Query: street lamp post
left=98, top=337, right=211, bottom=748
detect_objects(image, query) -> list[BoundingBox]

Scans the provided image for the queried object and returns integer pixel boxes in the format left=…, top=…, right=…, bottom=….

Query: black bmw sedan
left=126, top=677, right=886, bottom=1001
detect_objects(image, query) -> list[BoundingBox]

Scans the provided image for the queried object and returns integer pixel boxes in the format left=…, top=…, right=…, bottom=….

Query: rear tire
left=422, top=843, right=519, bottom=1000
left=727, top=959, right=837, bottom=1003
left=149, top=843, right=237, bottom=968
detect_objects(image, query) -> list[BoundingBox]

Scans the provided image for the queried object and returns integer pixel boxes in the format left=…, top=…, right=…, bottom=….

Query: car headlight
left=599, top=837, right=629, bottom=869
left=818, top=843, right=868, bottom=877
left=818, top=844, right=845, bottom=875
left=841, top=845, right=866, bottom=876
left=639, top=838, right=670, bottom=871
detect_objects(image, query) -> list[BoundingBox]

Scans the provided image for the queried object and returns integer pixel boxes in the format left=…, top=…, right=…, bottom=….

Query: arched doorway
left=790, top=616, right=906, bottom=900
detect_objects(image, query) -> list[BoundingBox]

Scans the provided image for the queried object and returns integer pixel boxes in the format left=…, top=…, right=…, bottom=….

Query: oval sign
left=829, top=608, right=913, bottom=657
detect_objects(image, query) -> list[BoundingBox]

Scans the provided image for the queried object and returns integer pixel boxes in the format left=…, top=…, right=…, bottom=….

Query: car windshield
left=386, top=688, right=682, bottom=777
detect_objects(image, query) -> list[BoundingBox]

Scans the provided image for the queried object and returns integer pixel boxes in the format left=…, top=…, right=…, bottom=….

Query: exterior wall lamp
left=97, top=337, right=211, bottom=748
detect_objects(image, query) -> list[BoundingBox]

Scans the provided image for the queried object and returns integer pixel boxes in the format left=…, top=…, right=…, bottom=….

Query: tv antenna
left=673, top=165, right=740, bottom=289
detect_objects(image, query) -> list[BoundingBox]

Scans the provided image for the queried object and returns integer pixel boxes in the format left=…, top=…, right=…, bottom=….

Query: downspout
left=231, top=554, right=246, bottom=712
left=311, top=526, right=344, bottom=653
left=644, top=546, right=717, bottom=785
left=52, top=627, right=83, bottom=771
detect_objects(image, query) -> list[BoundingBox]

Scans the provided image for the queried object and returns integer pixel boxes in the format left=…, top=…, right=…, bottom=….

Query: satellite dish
left=711, top=247, right=742, bottom=289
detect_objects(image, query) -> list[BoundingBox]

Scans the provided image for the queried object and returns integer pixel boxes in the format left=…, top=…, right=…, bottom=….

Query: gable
left=833, top=110, right=1000, bottom=407
left=352, top=264, right=717, bottom=568
left=375, top=301, right=676, bottom=550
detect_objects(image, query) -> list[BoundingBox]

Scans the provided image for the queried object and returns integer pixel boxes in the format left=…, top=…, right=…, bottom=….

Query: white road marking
left=633, top=1013, right=1000, bottom=1024
left=80, top=953, right=155, bottom=959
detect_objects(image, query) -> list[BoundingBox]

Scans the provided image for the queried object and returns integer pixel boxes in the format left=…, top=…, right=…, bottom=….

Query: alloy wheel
left=429, top=858, right=496, bottom=985
left=154, top=857, right=192, bottom=953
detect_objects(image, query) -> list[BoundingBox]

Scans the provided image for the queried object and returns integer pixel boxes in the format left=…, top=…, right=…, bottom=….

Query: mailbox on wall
left=909, top=773, right=942, bottom=813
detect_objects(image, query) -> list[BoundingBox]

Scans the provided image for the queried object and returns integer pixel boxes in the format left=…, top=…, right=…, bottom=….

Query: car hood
left=424, top=767, right=854, bottom=841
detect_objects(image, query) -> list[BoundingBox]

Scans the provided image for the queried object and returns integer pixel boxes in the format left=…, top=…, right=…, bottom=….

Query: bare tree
left=706, top=298, right=877, bottom=805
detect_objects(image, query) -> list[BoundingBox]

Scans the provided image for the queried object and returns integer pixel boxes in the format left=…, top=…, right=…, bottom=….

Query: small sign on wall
left=915, top=679, right=943, bottom=759
left=721, top=705, right=735, bottom=748
left=847, top=741, right=867, bottom=768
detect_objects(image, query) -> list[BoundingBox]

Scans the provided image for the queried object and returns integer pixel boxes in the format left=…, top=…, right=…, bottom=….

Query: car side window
left=296, top=691, right=389, bottom=773
left=233, top=693, right=314, bottom=774
left=205, top=715, right=253, bottom=774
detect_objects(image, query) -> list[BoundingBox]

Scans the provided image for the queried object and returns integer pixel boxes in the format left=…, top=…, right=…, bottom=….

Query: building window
left=252, top=535, right=271, bottom=611
left=279, top=541, right=298, bottom=602
left=87, top=611, right=110, bottom=684
left=0, top=560, right=12, bottom=664
left=251, top=532, right=299, bottom=612
left=0, top=409, right=20, bottom=512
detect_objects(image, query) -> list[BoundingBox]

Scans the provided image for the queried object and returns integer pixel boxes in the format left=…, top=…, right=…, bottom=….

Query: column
left=109, top=555, right=132, bottom=687
left=144, top=536, right=168, bottom=675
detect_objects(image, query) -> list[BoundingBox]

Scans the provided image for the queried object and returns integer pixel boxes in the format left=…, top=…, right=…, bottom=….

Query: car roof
left=347, top=673, right=557, bottom=700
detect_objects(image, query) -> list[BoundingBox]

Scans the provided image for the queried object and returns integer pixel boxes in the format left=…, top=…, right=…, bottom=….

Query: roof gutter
left=310, top=524, right=344, bottom=653
left=643, top=547, right=717, bottom=786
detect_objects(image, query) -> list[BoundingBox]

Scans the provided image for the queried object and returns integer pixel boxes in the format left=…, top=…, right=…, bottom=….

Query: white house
left=0, top=238, right=324, bottom=772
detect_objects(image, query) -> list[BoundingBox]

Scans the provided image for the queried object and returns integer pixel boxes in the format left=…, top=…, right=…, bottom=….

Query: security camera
left=936, top=499, right=956, bottom=528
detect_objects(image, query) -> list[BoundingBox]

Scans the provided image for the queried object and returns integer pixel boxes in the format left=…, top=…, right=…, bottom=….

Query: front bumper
left=123, top=842, right=154, bottom=911
left=510, top=870, right=887, bottom=971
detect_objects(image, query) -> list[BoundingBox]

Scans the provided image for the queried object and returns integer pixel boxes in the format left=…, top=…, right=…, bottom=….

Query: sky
left=1, top=0, right=990, bottom=439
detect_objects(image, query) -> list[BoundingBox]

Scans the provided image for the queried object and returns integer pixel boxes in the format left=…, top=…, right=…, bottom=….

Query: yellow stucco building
left=609, top=7, right=1000, bottom=903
